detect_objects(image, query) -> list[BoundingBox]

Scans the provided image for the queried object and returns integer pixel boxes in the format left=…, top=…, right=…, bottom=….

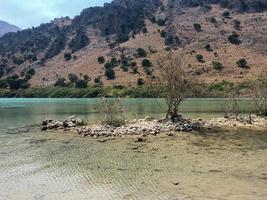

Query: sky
left=0, top=0, right=111, bottom=29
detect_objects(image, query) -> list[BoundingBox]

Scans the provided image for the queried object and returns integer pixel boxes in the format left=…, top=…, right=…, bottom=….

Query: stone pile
left=76, top=118, right=202, bottom=138
left=42, top=116, right=84, bottom=130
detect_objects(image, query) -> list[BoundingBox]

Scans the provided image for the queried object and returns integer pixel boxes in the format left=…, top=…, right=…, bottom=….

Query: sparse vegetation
left=194, top=23, right=202, bottom=32
left=137, top=78, right=145, bottom=86
left=222, top=11, right=230, bottom=18
left=157, top=52, right=195, bottom=122
left=68, top=73, right=79, bottom=83
left=196, top=54, right=205, bottom=63
left=236, top=58, right=249, bottom=69
left=212, top=61, right=224, bottom=70
left=137, top=48, right=147, bottom=57
left=98, top=56, right=105, bottom=64
left=64, top=53, right=72, bottom=61
left=204, top=44, right=213, bottom=51
left=94, top=98, right=125, bottom=127
left=228, top=32, right=241, bottom=45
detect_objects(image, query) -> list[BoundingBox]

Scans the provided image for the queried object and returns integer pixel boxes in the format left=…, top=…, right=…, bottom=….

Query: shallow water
left=0, top=98, right=266, bottom=200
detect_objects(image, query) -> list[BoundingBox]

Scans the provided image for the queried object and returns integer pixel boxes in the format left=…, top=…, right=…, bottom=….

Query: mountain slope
left=0, top=20, right=21, bottom=37
left=0, top=0, right=266, bottom=88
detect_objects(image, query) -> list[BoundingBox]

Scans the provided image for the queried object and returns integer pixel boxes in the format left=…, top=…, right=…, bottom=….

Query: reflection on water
left=0, top=98, right=266, bottom=200
left=0, top=98, right=255, bottom=132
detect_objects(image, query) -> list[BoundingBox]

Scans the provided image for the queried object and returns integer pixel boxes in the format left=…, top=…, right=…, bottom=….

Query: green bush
left=137, top=48, right=147, bottom=57
left=160, top=30, right=167, bottom=38
left=236, top=58, right=249, bottom=69
left=54, top=78, right=67, bottom=87
left=222, top=11, right=230, bottom=18
left=142, top=59, right=152, bottom=67
left=98, top=56, right=105, bottom=64
left=105, top=68, right=115, bottom=80
left=212, top=61, right=224, bottom=70
left=157, top=19, right=166, bottom=26
left=64, top=53, right=72, bottom=61
left=137, top=78, right=145, bottom=86
left=204, top=44, right=213, bottom=51
left=228, top=32, right=241, bottom=45
left=75, top=79, right=88, bottom=88
left=196, top=54, right=205, bottom=63
left=194, top=23, right=202, bottom=32
left=68, top=73, right=79, bottom=83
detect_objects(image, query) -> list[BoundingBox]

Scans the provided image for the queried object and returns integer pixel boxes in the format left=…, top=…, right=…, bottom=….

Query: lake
left=0, top=98, right=266, bottom=200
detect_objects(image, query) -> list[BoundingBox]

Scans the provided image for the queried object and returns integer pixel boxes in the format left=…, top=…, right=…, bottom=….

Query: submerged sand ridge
left=0, top=125, right=266, bottom=200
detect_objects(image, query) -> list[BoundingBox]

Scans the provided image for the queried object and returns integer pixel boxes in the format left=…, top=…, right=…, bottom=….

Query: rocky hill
left=0, top=20, right=21, bottom=37
left=0, top=0, right=266, bottom=89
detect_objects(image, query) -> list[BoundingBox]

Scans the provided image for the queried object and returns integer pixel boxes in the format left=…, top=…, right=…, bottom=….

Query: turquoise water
left=0, top=98, right=266, bottom=200
left=0, top=98, right=254, bottom=132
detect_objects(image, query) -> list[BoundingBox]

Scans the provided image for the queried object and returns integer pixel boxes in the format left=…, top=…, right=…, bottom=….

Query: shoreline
left=41, top=115, right=267, bottom=139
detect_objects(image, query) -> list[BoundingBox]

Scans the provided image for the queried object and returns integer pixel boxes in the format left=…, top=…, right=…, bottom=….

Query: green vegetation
left=137, top=78, right=145, bottom=86
left=196, top=54, right=205, bottom=63
left=69, top=30, right=89, bottom=53
left=212, top=61, right=224, bottom=70
left=98, top=56, right=105, bottom=64
left=137, top=48, right=147, bottom=57
left=142, top=59, right=153, bottom=76
left=68, top=73, right=79, bottom=83
left=193, top=23, right=202, bottom=32
left=105, top=68, right=116, bottom=80
left=222, top=11, right=230, bottom=18
left=204, top=44, right=213, bottom=51
left=236, top=58, right=249, bottom=69
left=228, top=32, right=241, bottom=45
left=64, top=53, right=72, bottom=61
left=157, top=19, right=166, bottom=26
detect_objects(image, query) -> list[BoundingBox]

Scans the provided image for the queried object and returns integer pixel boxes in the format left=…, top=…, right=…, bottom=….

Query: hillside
left=0, top=0, right=266, bottom=89
left=0, top=20, right=21, bottom=37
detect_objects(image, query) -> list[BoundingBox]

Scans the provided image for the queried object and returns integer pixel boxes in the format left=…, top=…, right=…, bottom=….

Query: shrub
left=137, top=48, right=147, bottom=57
left=194, top=23, right=202, bottom=32
left=116, top=34, right=129, bottom=43
left=68, top=73, right=78, bottom=83
left=94, top=98, right=125, bottom=127
left=204, top=44, right=213, bottom=51
left=64, top=53, right=72, bottom=61
left=142, top=27, right=148, bottom=33
left=105, top=68, right=115, bottom=80
left=54, top=78, right=67, bottom=87
left=137, top=78, right=145, bottom=86
left=222, top=11, right=230, bottom=18
left=98, top=56, right=105, bottom=64
left=228, top=32, right=241, bottom=45
left=94, top=76, right=102, bottom=85
left=7, top=78, right=29, bottom=90
left=157, top=19, right=166, bottom=26
left=0, top=68, right=4, bottom=78
left=104, top=61, right=113, bottom=69
left=83, top=75, right=90, bottom=81
left=27, top=68, right=35, bottom=76
left=142, top=59, right=152, bottom=67
left=233, top=19, right=241, bottom=30
left=236, top=58, right=249, bottom=69
left=160, top=30, right=167, bottom=38
left=69, top=30, right=89, bottom=53
left=212, top=61, right=224, bottom=70
left=196, top=54, right=205, bottom=63
left=75, top=79, right=88, bottom=88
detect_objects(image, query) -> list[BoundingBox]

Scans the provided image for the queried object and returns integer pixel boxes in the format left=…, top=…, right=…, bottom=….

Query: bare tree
left=224, top=84, right=241, bottom=120
left=250, top=74, right=267, bottom=116
left=94, top=98, right=125, bottom=126
left=157, top=51, right=194, bottom=122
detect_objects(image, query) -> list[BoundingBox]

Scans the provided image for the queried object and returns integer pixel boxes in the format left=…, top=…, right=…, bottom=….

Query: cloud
left=0, top=0, right=111, bottom=29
